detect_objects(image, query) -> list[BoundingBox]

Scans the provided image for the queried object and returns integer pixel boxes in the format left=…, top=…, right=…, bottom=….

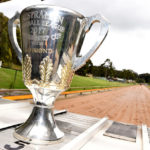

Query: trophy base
left=13, top=106, right=64, bottom=145
left=13, top=132, right=64, bottom=145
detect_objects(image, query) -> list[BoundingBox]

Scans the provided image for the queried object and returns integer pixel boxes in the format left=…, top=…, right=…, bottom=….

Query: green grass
left=70, top=75, right=131, bottom=90
left=0, top=68, right=26, bottom=89
left=0, top=68, right=132, bottom=90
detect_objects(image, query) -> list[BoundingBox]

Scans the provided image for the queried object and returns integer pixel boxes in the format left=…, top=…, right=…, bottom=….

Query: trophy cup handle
left=8, top=12, right=22, bottom=63
left=73, top=14, right=110, bottom=71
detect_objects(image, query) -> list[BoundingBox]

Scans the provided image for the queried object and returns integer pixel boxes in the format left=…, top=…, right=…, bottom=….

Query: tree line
left=76, top=59, right=150, bottom=84
left=0, top=12, right=150, bottom=83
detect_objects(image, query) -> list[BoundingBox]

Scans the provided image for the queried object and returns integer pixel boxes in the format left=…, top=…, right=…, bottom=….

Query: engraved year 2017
left=30, top=26, right=46, bottom=35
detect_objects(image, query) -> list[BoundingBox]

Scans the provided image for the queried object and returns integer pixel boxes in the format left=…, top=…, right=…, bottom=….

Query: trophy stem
left=14, top=106, right=64, bottom=144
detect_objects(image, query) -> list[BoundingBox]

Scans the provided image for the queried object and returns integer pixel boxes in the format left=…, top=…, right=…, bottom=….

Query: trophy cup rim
left=21, top=4, right=84, bottom=18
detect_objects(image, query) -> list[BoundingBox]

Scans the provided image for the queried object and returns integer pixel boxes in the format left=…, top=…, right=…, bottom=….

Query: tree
left=0, top=25, right=12, bottom=65
left=0, top=12, right=21, bottom=68
left=120, top=69, right=138, bottom=80
left=76, top=59, right=93, bottom=76
left=138, top=73, right=150, bottom=83
left=101, top=59, right=115, bottom=78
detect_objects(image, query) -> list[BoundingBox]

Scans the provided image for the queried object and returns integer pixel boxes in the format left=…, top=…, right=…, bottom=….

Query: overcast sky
left=0, top=0, right=150, bottom=74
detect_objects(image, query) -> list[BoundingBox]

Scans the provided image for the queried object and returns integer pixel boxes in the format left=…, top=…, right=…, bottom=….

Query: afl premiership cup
left=8, top=4, right=109, bottom=144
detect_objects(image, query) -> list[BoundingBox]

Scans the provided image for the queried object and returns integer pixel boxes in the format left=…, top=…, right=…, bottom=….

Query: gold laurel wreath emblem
left=23, top=54, right=32, bottom=85
left=23, top=55, right=53, bottom=87
left=59, top=60, right=74, bottom=89
left=39, top=56, right=53, bottom=87
left=23, top=54, right=74, bottom=89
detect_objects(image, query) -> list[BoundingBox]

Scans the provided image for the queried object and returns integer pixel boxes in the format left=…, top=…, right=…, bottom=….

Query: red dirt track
left=55, top=85, right=150, bottom=126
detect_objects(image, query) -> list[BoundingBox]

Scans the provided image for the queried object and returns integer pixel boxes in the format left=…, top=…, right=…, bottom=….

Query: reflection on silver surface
left=8, top=4, right=109, bottom=144
left=0, top=112, right=99, bottom=149
left=14, top=106, right=64, bottom=144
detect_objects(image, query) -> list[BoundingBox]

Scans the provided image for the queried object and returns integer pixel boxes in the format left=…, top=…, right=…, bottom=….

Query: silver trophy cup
left=8, top=4, right=109, bottom=144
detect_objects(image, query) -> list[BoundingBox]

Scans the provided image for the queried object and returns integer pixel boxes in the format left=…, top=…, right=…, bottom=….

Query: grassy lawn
left=0, top=68, right=26, bottom=89
left=0, top=68, right=132, bottom=90
left=70, top=75, right=131, bottom=90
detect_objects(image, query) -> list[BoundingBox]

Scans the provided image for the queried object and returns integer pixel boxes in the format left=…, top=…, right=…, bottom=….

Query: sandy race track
left=55, top=85, right=150, bottom=126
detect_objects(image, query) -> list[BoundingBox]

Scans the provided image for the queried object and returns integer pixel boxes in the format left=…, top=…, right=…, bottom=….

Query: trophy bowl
left=8, top=4, right=109, bottom=144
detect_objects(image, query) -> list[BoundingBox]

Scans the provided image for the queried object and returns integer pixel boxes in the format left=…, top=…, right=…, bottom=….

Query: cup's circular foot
left=13, top=106, right=64, bottom=145
left=13, top=132, right=64, bottom=145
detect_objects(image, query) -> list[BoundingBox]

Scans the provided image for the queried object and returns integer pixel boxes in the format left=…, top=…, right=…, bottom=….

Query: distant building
left=86, top=74, right=93, bottom=77
left=107, top=77, right=126, bottom=83
left=127, top=79, right=135, bottom=83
